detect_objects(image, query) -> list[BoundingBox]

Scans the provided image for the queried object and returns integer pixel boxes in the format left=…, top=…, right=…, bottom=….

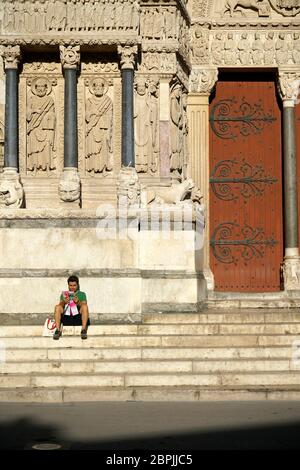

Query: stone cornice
left=0, top=36, right=141, bottom=47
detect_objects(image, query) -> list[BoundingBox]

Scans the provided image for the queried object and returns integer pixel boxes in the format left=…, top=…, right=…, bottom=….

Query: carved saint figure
left=293, top=33, right=300, bottom=64
left=238, top=32, right=251, bottom=65
left=211, top=33, right=224, bottom=65
left=170, top=83, right=183, bottom=177
left=252, top=32, right=264, bottom=64
left=27, top=78, right=56, bottom=174
left=85, top=78, right=113, bottom=174
left=275, top=33, right=289, bottom=65
left=264, top=31, right=275, bottom=64
left=224, top=33, right=236, bottom=65
left=134, top=76, right=158, bottom=173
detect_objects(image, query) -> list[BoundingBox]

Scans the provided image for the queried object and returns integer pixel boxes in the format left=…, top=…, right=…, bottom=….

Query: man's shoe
left=81, top=329, right=87, bottom=340
left=53, top=329, right=62, bottom=340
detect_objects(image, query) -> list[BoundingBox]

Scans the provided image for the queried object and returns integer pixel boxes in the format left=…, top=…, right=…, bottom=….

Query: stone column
left=187, top=67, right=218, bottom=290
left=278, top=70, right=300, bottom=290
left=117, top=46, right=140, bottom=207
left=59, top=45, right=81, bottom=206
left=0, top=46, right=23, bottom=208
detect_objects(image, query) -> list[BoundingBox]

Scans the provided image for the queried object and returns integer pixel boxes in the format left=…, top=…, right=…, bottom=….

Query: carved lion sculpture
left=0, top=178, right=23, bottom=208
left=141, top=178, right=201, bottom=206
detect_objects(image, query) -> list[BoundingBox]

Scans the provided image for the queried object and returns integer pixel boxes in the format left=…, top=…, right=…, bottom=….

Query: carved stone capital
left=60, top=45, right=80, bottom=70
left=0, top=168, right=24, bottom=209
left=118, top=46, right=138, bottom=70
left=278, top=70, right=300, bottom=104
left=189, top=67, right=218, bottom=95
left=59, top=168, right=81, bottom=203
left=1, top=45, right=21, bottom=70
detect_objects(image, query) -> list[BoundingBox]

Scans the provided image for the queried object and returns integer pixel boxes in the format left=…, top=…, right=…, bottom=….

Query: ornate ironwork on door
left=209, top=76, right=283, bottom=291
left=210, top=222, right=278, bottom=264
left=209, top=98, right=276, bottom=140
left=210, top=159, right=278, bottom=201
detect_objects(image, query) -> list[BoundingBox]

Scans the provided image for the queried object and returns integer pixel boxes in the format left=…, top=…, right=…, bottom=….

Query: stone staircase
left=1, top=310, right=300, bottom=402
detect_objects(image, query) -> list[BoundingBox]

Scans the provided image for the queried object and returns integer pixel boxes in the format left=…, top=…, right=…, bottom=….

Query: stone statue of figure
left=148, top=78, right=159, bottom=174
left=134, top=76, right=155, bottom=173
left=85, top=78, right=113, bottom=175
left=170, top=83, right=183, bottom=177
left=26, top=77, right=56, bottom=174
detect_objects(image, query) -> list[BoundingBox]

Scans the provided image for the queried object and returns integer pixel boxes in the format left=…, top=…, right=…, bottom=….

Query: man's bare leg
left=80, top=304, right=89, bottom=331
left=54, top=304, right=63, bottom=331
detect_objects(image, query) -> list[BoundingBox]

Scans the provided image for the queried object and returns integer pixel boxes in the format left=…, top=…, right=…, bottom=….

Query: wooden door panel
left=209, top=74, right=283, bottom=292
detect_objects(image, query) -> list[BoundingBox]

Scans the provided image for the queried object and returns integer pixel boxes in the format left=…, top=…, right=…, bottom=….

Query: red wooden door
left=209, top=74, right=283, bottom=292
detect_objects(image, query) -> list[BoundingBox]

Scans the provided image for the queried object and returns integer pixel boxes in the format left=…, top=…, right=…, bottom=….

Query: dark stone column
left=121, top=68, right=134, bottom=167
left=59, top=45, right=81, bottom=205
left=283, top=104, right=298, bottom=248
left=4, top=68, right=19, bottom=169
left=118, top=46, right=137, bottom=168
left=278, top=71, right=300, bottom=290
left=64, top=68, right=78, bottom=168
left=2, top=46, right=21, bottom=170
left=0, top=46, right=23, bottom=209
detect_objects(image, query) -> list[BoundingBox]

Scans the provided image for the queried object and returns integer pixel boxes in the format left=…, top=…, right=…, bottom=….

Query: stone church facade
left=0, top=0, right=299, bottom=318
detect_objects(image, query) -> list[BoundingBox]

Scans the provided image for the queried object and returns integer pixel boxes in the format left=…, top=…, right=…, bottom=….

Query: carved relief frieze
left=134, top=75, right=159, bottom=175
left=0, top=0, right=140, bottom=35
left=140, top=6, right=178, bottom=41
left=192, top=0, right=210, bottom=18
left=25, top=77, right=58, bottom=176
left=208, top=31, right=300, bottom=67
left=138, top=51, right=176, bottom=74
left=84, top=77, right=114, bottom=176
left=213, top=0, right=300, bottom=19
left=190, top=25, right=209, bottom=64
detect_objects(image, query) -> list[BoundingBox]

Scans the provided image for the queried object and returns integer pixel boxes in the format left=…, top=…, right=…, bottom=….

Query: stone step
left=143, top=312, right=300, bottom=324
left=2, top=370, right=300, bottom=389
left=1, top=346, right=295, bottom=362
left=2, top=386, right=300, bottom=403
left=0, top=359, right=295, bottom=375
left=2, top=322, right=300, bottom=338
left=1, top=334, right=299, bottom=349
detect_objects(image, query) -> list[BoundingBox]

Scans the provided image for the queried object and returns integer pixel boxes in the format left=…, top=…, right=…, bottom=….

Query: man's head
left=67, top=275, right=79, bottom=292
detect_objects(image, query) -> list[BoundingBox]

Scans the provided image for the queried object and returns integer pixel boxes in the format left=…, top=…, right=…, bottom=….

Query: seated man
left=53, top=275, right=89, bottom=340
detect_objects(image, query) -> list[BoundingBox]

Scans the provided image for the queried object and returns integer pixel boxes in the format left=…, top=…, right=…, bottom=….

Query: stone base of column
left=117, top=166, right=141, bottom=208
left=0, top=167, right=24, bottom=209
left=282, top=249, right=300, bottom=291
left=58, top=168, right=81, bottom=207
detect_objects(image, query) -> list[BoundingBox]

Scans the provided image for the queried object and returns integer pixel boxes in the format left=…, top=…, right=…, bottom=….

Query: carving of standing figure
left=182, top=92, right=189, bottom=179
left=264, top=32, right=275, bottom=64
left=170, top=83, right=183, bottom=177
left=27, top=78, right=56, bottom=174
left=238, top=32, right=251, bottom=65
left=292, top=33, right=300, bottom=64
left=275, top=33, right=289, bottom=65
left=224, top=33, right=236, bottom=65
left=252, top=32, right=264, bottom=65
left=148, top=79, right=159, bottom=174
left=85, top=78, right=113, bottom=175
left=134, top=77, right=152, bottom=173
left=211, top=33, right=224, bottom=65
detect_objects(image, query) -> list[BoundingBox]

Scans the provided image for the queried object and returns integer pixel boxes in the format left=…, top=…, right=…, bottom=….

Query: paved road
left=1, top=401, right=300, bottom=450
